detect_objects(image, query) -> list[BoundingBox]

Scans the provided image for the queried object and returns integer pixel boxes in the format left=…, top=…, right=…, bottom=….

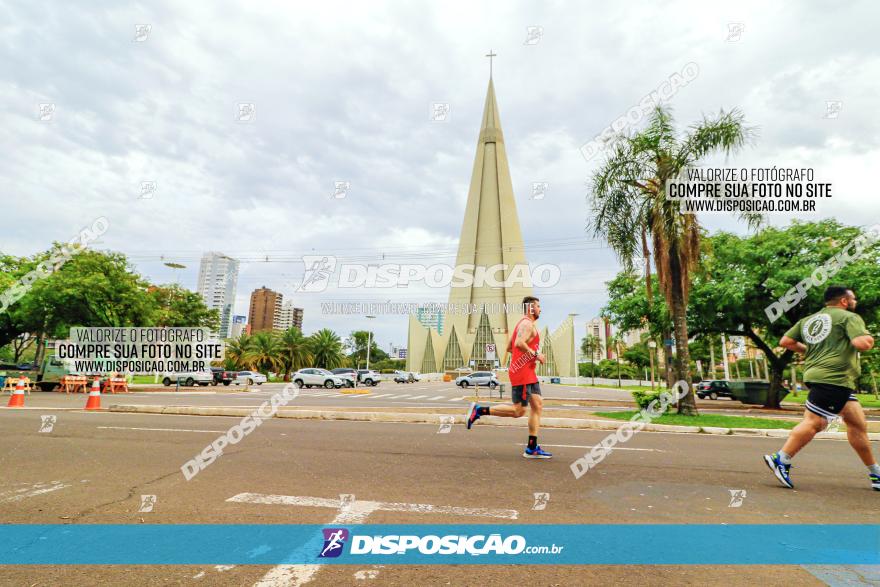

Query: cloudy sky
left=3, top=0, right=879, bottom=350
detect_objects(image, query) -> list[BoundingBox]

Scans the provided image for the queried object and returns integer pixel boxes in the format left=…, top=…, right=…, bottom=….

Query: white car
left=233, top=371, right=267, bottom=385
left=162, top=371, right=213, bottom=387
left=292, top=368, right=345, bottom=389
left=356, top=369, right=382, bottom=386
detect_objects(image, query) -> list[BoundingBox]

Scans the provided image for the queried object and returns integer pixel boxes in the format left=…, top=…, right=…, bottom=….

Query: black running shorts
left=511, top=382, right=541, bottom=406
left=805, top=381, right=858, bottom=419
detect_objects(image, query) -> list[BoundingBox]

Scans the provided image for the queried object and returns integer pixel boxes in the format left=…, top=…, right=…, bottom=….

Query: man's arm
left=515, top=321, right=534, bottom=353
left=846, top=315, right=874, bottom=351
left=851, top=334, right=874, bottom=352
left=779, top=335, right=806, bottom=354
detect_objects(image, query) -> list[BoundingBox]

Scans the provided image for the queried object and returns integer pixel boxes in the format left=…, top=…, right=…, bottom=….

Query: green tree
left=245, top=331, right=283, bottom=376
left=148, top=284, right=219, bottom=329
left=308, top=328, right=345, bottom=369
left=589, top=106, right=757, bottom=414
left=581, top=334, right=604, bottom=385
left=688, top=220, right=880, bottom=407
left=225, top=333, right=253, bottom=369
left=609, top=332, right=628, bottom=387
left=346, top=330, right=387, bottom=367
left=278, top=327, right=312, bottom=380
left=17, top=248, right=155, bottom=366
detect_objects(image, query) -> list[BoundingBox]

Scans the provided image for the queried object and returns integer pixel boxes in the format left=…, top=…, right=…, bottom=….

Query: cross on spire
left=485, top=50, right=497, bottom=78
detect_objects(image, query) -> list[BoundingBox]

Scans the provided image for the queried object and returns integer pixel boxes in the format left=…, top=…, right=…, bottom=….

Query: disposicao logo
left=319, top=528, right=349, bottom=558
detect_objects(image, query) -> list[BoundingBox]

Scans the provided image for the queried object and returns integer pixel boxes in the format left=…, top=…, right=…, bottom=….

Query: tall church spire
left=447, top=74, right=532, bottom=339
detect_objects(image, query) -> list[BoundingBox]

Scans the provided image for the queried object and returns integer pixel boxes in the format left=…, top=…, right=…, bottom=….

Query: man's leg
left=840, top=400, right=877, bottom=467
left=764, top=409, right=826, bottom=488
left=489, top=403, right=526, bottom=418
left=466, top=386, right=526, bottom=429
left=522, top=387, right=550, bottom=458
left=781, top=410, right=827, bottom=458
left=528, top=393, right=543, bottom=437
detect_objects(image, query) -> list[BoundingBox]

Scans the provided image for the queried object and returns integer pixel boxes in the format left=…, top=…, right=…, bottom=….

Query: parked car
left=393, top=370, right=413, bottom=384
left=162, top=371, right=213, bottom=387
left=330, top=368, right=357, bottom=388
left=356, top=369, right=381, bottom=386
left=408, top=372, right=421, bottom=382
left=293, top=368, right=345, bottom=389
left=695, top=380, right=735, bottom=400
left=210, top=367, right=234, bottom=386
left=454, top=371, right=499, bottom=389
left=233, top=371, right=267, bottom=385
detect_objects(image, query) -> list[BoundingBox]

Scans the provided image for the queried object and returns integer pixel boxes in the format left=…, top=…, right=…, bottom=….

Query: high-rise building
left=275, top=301, right=304, bottom=332
left=249, top=287, right=283, bottom=333
left=196, top=252, right=239, bottom=338
left=230, top=315, right=247, bottom=339
left=586, top=317, right=613, bottom=360
left=407, top=72, right=575, bottom=375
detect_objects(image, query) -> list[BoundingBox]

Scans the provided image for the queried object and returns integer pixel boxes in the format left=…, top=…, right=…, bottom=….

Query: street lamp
left=365, top=315, right=376, bottom=370
left=568, top=313, right=579, bottom=387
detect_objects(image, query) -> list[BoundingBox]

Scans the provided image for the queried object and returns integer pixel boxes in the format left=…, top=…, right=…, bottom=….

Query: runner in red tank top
left=466, top=296, right=552, bottom=459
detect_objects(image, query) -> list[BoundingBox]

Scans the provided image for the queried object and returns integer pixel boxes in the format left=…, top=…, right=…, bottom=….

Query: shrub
left=631, top=389, right=672, bottom=416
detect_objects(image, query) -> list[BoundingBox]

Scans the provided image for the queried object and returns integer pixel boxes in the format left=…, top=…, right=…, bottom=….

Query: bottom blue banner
left=1, top=524, right=878, bottom=565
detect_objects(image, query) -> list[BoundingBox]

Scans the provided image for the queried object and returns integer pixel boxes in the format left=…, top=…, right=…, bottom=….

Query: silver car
left=293, top=368, right=345, bottom=389
left=454, top=371, right=499, bottom=389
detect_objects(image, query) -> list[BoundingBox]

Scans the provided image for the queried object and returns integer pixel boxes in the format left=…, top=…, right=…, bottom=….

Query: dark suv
left=210, top=367, right=234, bottom=386
left=695, top=380, right=734, bottom=400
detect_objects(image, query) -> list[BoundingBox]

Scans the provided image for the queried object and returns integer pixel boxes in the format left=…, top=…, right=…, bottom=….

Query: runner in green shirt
left=763, top=286, right=877, bottom=491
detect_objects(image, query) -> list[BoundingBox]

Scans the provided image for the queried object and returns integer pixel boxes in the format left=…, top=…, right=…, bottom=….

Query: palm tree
left=225, top=333, right=253, bottom=370
left=581, top=334, right=604, bottom=386
left=610, top=333, right=627, bottom=388
left=308, top=328, right=345, bottom=369
left=589, top=106, right=757, bottom=415
left=278, top=327, right=312, bottom=381
left=245, top=331, right=284, bottom=376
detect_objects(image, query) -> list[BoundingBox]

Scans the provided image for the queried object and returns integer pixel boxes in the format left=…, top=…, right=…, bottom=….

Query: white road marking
left=228, top=492, right=519, bottom=587
left=228, top=492, right=519, bottom=519
left=97, top=426, right=227, bottom=433
left=512, top=443, right=662, bottom=452
left=428, top=396, right=446, bottom=401
left=407, top=395, right=427, bottom=400
left=369, top=394, right=393, bottom=398
left=0, top=481, right=70, bottom=503
left=393, top=394, right=411, bottom=399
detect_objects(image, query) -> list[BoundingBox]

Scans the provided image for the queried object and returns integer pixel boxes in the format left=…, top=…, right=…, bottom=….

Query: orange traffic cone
left=84, top=378, right=102, bottom=410
left=6, top=379, right=25, bottom=408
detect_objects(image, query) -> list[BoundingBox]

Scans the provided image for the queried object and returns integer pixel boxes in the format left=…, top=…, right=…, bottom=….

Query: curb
left=106, top=404, right=880, bottom=440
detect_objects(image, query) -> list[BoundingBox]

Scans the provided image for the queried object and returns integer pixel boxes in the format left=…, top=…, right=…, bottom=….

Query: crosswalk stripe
left=408, top=395, right=427, bottom=399
left=428, top=396, right=446, bottom=401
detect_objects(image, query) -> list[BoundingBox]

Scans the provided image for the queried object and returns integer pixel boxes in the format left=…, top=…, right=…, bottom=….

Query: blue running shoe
left=763, top=453, right=793, bottom=488
left=466, top=402, right=480, bottom=430
left=870, top=473, right=880, bottom=491
left=523, top=445, right=552, bottom=459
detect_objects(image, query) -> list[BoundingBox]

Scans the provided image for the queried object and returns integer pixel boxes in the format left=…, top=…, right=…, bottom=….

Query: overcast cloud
left=2, top=0, right=879, bottom=349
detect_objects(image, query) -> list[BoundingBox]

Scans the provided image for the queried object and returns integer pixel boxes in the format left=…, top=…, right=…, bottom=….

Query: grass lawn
left=593, top=410, right=797, bottom=430
left=783, top=393, right=880, bottom=409
left=131, top=375, right=158, bottom=384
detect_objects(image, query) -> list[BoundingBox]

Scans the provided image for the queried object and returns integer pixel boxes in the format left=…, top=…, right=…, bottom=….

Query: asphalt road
left=7, top=381, right=843, bottom=421
left=1, top=404, right=878, bottom=585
